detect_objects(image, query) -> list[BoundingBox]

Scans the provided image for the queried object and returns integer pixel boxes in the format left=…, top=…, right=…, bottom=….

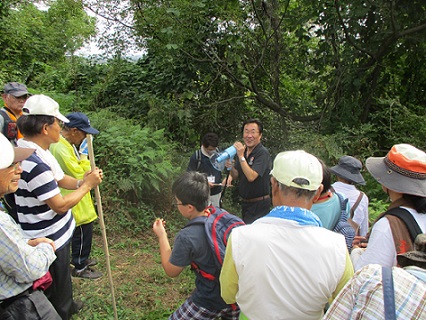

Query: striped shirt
left=15, top=147, right=75, bottom=250
left=324, top=264, right=426, bottom=319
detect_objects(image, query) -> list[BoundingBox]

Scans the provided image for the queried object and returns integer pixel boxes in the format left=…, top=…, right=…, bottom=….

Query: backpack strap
left=183, top=216, right=218, bottom=280
left=382, top=266, right=396, bottom=320
left=350, top=191, right=364, bottom=219
left=384, top=207, right=422, bottom=244
left=195, top=149, right=202, bottom=171
left=0, top=109, right=18, bottom=141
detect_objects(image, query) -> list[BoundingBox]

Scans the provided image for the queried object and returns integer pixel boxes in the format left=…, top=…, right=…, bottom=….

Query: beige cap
left=270, top=150, right=322, bottom=191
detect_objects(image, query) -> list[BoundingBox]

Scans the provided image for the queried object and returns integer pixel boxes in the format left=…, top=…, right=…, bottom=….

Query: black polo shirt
left=235, top=143, right=271, bottom=199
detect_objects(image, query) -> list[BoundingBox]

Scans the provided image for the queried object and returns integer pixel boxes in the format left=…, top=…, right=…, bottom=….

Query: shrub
left=88, top=109, right=180, bottom=217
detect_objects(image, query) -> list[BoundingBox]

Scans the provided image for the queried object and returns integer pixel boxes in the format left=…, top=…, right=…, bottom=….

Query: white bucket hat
left=0, top=133, right=35, bottom=169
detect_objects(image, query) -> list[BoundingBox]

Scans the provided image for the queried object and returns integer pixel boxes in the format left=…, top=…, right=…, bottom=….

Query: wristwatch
left=240, top=157, right=246, bottom=162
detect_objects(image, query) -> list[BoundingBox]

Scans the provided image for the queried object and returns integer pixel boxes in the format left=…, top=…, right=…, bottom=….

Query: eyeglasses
left=243, top=130, right=260, bottom=135
left=52, top=119, right=64, bottom=129
left=11, top=95, right=29, bottom=101
left=8, top=162, right=21, bottom=170
left=172, top=200, right=187, bottom=206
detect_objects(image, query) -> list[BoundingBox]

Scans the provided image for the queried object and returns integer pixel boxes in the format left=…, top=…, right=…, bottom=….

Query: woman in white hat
left=352, top=144, right=426, bottom=271
left=0, top=133, right=60, bottom=319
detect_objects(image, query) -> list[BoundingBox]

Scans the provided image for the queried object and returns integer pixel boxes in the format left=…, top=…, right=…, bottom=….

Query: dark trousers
left=71, top=222, right=93, bottom=270
left=0, top=290, right=61, bottom=320
left=44, top=242, right=74, bottom=320
left=241, top=198, right=271, bottom=224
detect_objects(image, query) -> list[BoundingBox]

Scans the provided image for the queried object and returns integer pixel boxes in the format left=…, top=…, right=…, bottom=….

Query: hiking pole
left=86, top=134, right=118, bottom=320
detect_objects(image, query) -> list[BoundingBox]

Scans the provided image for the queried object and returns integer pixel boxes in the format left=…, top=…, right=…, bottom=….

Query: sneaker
left=72, top=267, right=103, bottom=280
left=85, top=258, right=98, bottom=267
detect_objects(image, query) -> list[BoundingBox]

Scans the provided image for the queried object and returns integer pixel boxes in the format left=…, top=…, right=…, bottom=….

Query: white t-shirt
left=332, top=181, right=369, bottom=236
left=353, top=207, right=426, bottom=270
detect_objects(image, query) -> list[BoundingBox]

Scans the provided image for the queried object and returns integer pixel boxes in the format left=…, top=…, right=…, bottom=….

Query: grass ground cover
left=72, top=228, right=193, bottom=319
left=71, top=196, right=386, bottom=319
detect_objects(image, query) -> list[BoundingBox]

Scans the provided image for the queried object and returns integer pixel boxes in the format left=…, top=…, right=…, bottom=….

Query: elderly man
left=1, top=82, right=31, bottom=144
left=50, top=112, right=102, bottom=279
left=15, top=94, right=103, bottom=319
left=0, top=133, right=60, bottom=319
left=220, top=150, right=354, bottom=320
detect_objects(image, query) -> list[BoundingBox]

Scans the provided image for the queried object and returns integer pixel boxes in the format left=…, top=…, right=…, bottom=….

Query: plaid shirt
left=324, top=264, right=426, bottom=319
left=0, top=211, right=56, bottom=300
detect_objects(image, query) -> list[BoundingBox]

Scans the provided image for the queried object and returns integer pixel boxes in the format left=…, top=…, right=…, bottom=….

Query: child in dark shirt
left=152, top=171, right=239, bottom=320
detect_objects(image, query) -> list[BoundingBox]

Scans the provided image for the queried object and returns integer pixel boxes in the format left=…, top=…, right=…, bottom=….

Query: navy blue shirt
left=170, top=218, right=229, bottom=310
left=187, top=150, right=222, bottom=196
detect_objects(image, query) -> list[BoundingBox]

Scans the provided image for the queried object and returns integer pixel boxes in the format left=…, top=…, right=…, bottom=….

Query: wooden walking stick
left=86, top=134, right=118, bottom=320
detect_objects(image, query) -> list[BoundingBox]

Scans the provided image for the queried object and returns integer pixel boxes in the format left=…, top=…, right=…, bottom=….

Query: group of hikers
left=154, top=119, right=426, bottom=319
left=0, top=82, right=425, bottom=319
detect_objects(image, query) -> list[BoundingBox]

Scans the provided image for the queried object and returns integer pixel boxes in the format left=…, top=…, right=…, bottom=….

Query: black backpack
left=0, top=109, right=18, bottom=141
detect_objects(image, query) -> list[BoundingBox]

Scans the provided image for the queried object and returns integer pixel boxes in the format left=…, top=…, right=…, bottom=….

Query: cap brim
left=56, top=113, right=70, bottom=123
left=366, top=157, right=426, bottom=197
left=14, top=147, right=35, bottom=162
left=80, top=126, right=99, bottom=135
left=9, top=90, right=30, bottom=97
left=330, top=166, right=366, bottom=185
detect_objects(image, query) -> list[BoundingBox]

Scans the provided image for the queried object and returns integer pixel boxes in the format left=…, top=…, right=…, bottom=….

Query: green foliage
left=88, top=109, right=180, bottom=213
left=0, top=0, right=95, bottom=83
left=368, top=199, right=389, bottom=225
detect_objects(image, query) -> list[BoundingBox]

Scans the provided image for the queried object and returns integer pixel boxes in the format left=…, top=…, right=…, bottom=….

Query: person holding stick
left=50, top=112, right=102, bottom=279
left=14, top=94, right=103, bottom=319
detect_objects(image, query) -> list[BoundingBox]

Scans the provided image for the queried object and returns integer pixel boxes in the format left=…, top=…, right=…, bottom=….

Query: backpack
left=195, top=148, right=219, bottom=171
left=381, top=207, right=423, bottom=254
left=333, top=192, right=356, bottom=250
left=184, top=206, right=245, bottom=280
left=0, top=109, right=18, bottom=141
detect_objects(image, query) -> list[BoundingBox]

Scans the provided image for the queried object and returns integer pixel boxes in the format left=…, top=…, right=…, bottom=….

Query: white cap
left=0, top=133, right=35, bottom=169
left=22, top=94, right=69, bottom=123
left=270, top=150, right=323, bottom=191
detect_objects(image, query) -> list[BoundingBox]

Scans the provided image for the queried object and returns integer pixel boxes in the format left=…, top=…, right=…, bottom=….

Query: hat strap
left=384, top=156, right=426, bottom=180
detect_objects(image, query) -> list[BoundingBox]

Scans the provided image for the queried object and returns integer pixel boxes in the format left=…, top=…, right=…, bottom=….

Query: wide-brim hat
left=366, top=144, right=426, bottom=197
left=0, top=133, right=35, bottom=169
left=65, top=112, right=99, bottom=135
left=397, top=234, right=426, bottom=268
left=330, top=155, right=366, bottom=185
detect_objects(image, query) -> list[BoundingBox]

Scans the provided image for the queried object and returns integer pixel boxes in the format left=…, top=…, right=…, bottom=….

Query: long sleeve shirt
left=0, top=211, right=56, bottom=300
